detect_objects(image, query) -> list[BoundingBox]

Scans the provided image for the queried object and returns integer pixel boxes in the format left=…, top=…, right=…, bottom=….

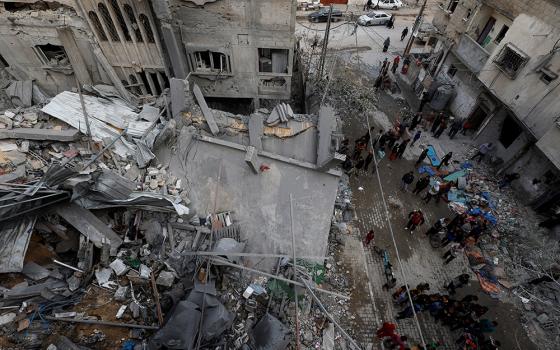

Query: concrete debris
left=192, top=83, right=220, bottom=135
left=267, top=102, right=294, bottom=126
left=6, top=80, right=33, bottom=107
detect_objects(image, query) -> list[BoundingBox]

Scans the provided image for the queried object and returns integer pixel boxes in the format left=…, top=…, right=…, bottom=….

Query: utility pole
left=317, top=5, right=333, bottom=79
left=403, top=0, right=428, bottom=56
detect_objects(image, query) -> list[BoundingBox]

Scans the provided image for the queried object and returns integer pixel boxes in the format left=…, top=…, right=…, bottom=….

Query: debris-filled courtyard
left=1, top=1, right=560, bottom=350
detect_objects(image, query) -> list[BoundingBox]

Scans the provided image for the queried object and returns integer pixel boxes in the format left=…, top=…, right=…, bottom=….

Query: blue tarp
left=426, top=145, right=440, bottom=166
left=418, top=165, right=436, bottom=176
left=444, top=170, right=469, bottom=182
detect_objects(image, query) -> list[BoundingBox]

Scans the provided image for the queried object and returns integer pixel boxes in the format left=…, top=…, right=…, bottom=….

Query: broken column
left=316, top=105, right=345, bottom=170
left=245, top=146, right=260, bottom=174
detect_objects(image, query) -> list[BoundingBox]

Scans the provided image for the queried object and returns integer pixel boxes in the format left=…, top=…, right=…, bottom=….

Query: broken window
left=88, top=11, right=108, bottom=41
left=98, top=3, right=119, bottom=42
left=447, top=64, right=458, bottom=77
left=447, top=0, right=458, bottom=13
left=258, top=48, right=289, bottom=74
left=34, top=44, right=69, bottom=67
left=499, top=114, right=522, bottom=148
left=138, top=71, right=153, bottom=95
left=139, top=14, right=155, bottom=43
left=109, top=0, right=131, bottom=42
left=493, top=43, right=529, bottom=79
left=123, top=4, right=143, bottom=42
left=191, top=51, right=231, bottom=73
left=494, top=25, right=509, bottom=44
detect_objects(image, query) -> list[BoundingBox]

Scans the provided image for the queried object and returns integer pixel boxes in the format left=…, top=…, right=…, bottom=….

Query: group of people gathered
left=378, top=279, right=500, bottom=350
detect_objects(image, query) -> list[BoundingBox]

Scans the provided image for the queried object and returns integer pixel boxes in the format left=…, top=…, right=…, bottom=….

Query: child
left=410, top=130, right=422, bottom=146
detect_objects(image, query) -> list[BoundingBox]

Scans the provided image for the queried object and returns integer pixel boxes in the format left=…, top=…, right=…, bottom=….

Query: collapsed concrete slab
left=56, top=203, right=123, bottom=253
left=192, top=84, right=220, bottom=136
left=0, top=128, right=79, bottom=141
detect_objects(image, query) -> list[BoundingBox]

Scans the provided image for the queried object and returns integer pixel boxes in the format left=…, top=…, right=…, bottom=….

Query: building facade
left=152, top=0, right=296, bottom=104
left=0, top=0, right=167, bottom=100
left=429, top=0, right=560, bottom=214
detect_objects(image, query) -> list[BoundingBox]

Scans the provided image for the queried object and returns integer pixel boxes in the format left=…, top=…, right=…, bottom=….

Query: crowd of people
left=378, top=280, right=501, bottom=350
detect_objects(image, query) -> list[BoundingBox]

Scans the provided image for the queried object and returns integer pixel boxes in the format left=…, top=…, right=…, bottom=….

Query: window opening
left=447, top=0, right=458, bottom=13
left=139, top=14, right=155, bottom=43
left=109, top=0, right=131, bottom=41
left=192, top=51, right=231, bottom=73
left=98, top=3, right=119, bottom=41
left=258, top=48, right=289, bottom=74
left=150, top=72, right=162, bottom=95
left=89, top=11, right=108, bottom=41
left=123, top=4, right=143, bottom=42
left=493, top=43, right=529, bottom=79
left=499, top=114, right=522, bottom=148
left=448, top=64, right=458, bottom=77
left=138, top=71, right=153, bottom=95
left=494, top=25, right=509, bottom=44
left=34, top=44, right=69, bottom=66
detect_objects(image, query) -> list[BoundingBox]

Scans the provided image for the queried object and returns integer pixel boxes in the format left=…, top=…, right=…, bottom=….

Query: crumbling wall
left=441, top=53, right=481, bottom=120
left=0, top=4, right=104, bottom=95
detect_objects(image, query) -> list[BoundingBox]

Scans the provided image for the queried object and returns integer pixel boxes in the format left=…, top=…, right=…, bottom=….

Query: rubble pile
left=437, top=160, right=560, bottom=349
left=0, top=75, right=359, bottom=349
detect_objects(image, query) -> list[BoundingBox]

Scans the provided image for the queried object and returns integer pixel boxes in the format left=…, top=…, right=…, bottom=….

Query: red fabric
left=376, top=322, right=396, bottom=338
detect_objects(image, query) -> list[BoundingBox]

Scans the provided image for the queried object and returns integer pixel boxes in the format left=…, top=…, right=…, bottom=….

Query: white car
left=357, top=11, right=391, bottom=26
left=374, top=0, right=403, bottom=10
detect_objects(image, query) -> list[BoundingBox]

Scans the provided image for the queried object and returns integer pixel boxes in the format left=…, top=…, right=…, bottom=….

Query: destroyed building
left=153, top=0, right=297, bottom=106
left=0, top=0, right=167, bottom=101
left=404, top=0, right=560, bottom=217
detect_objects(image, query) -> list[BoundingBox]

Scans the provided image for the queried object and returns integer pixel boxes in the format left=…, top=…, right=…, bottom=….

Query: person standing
left=360, top=126, right=376, bottom=144
left=445, top=273, right=470, bottom=295
left=437, top=152, right=452, bottom=170
left=381, top=57, right=389, bottom=72
left=423, top=180, right=440, bottom=203
left=372, top=129, right=384, bottom=149
left=410, top=112, right=423, bottom=130
left=363, top=150, right=374, bottom=172
left=392, top=55, right=401, bottom=74
left=355, top=155, right=365, bottom=173
left=401, top=26, right=409, bottom=41
left=415, top=147, right=429, bottom=167
left=383, top=37, right=391, bottom=52
left=417, top=91, right=429, bottom=112
left=470, top=142, right=493, bottom=163
left=401, top=171, right=415, bottom=191
left=363, top=229, right=375, bottom=246
left=448, top=118, right=462, bottom=139
left=434, top=118, right=447, bottom=138
left=442, top=242, right=463, bottom=264
left=397, top=140, right=409, bottom=159
left=364, top=0, right=373, bottom=11
left=412, top=175, right=430, bottom=195
left=431, top=113, right=444, bottom=133
left=389, top=142, right=400, bottom=161
left=410, top=130, right=422, bottom=146
left=376, top=322, right=396, bottom=339
left=405, top=210, right=425, bottom=233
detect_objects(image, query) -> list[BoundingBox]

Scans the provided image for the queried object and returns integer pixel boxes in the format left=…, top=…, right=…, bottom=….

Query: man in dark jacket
left=413, top=175, right=430, bottom=194
left=416, top=147, right=429, bottom=167
left=400, top=171, right=415, bottom=191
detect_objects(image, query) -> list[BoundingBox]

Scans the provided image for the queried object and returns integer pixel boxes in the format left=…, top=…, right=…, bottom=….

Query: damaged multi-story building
left=418, top=0, right=560, bottom=216
left=0, top=0, right=296, bottom=106
left=152, top=0, right=297, bottom=106
left=0, top=0, right=167, bottom=101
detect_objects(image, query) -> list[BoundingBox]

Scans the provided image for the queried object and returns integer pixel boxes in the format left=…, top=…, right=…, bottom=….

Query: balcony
left=453, top=33, right=490, bottom=74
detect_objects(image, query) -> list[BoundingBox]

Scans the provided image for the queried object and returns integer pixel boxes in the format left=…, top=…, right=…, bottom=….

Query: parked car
left=308, top=7, right=344, bottom=22
left=297, top=1, right=320, bottom=11
left=414, top=22, right=438, bottom=42
left=357, top=11, right=391, bottom=26
left=374, top=0, right=403, bottom=10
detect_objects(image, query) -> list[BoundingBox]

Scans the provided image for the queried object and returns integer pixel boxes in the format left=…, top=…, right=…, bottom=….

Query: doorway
left=477, top=17, right=496, bottom=46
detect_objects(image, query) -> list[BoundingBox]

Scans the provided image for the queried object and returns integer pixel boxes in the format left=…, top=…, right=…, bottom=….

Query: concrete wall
left=478, top=14, right=560, bottom=140
left=453, top=33, right=490, bottom=73
left=0, top=3, right=104, bottom=95
left=439, top=53, right=480, bottom=120
left=155, top=0, right=296, bottom=100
